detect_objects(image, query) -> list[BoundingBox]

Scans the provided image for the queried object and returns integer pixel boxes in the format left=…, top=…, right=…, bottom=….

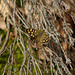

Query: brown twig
left=0, top=17, right=10, bottom=56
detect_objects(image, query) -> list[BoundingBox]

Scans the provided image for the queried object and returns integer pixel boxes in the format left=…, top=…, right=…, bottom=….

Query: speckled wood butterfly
left=25, top=28, right=49, bottom=47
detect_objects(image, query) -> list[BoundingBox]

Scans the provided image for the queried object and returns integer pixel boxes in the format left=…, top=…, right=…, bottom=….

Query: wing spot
left=35, top=30, right=36, bottom=33
left=31, top=32, right=33, bottom=33
left=28, top=31, right=30, bottom=33
left=33, top=30, right=34, bottom=32
left=43, top=40, right=45, bottom=42
left=30, top=28, right=32, bottom=31
left=31, top=34, right=33, bottom=36
left=33, top=35, right=34, bottom=37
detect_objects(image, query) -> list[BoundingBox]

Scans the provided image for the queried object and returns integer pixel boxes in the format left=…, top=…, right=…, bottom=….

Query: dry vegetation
left=0, top=0, right=75, bottom=75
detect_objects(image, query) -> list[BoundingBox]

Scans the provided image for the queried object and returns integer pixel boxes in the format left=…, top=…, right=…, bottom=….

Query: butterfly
left=25, top=28, right=49, bottom=48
